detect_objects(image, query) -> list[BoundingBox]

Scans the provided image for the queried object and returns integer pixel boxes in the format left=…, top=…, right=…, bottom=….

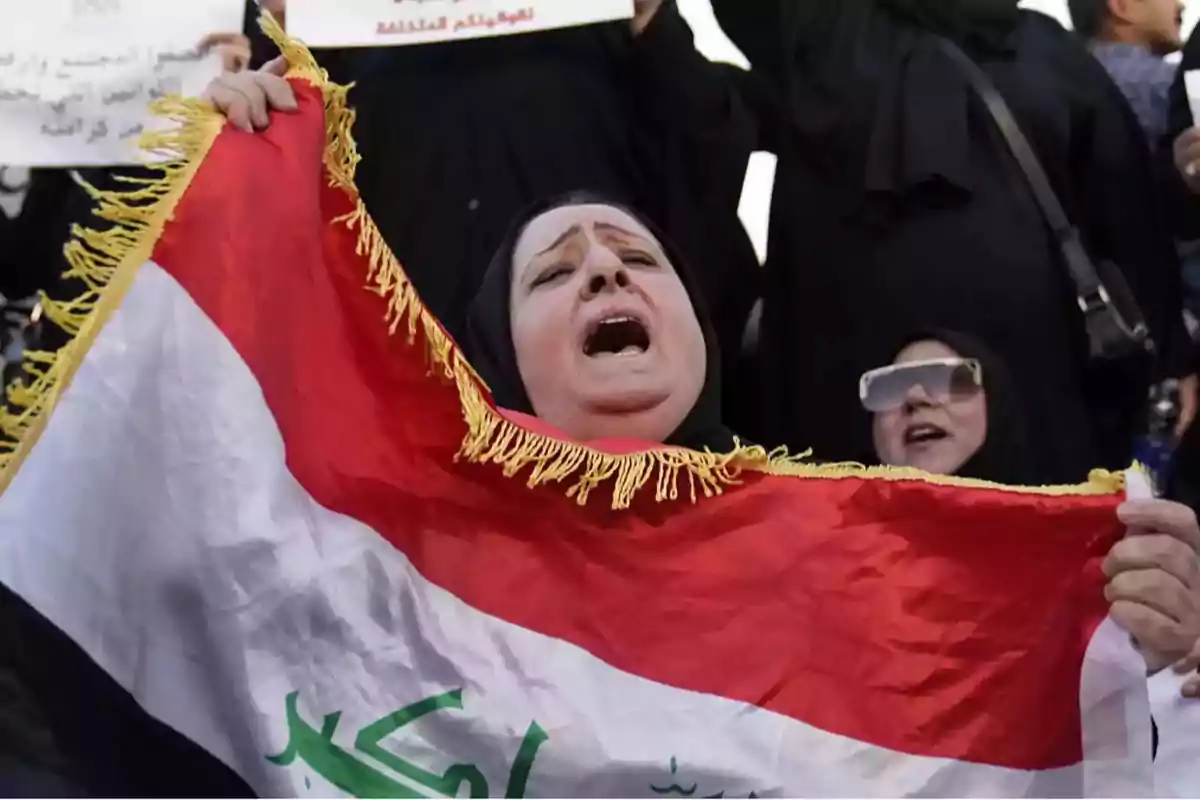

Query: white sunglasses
left=859, top=358, right=983, bottom=413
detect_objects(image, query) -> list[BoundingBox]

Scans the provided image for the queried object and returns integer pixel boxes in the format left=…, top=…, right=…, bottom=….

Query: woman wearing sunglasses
left=862, top=330, right=1041, bottom=486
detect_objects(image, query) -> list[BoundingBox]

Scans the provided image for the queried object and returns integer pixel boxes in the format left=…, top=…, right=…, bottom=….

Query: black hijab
left=889, top=330, right=1038, bottom=486
left=464, top=191, right=736, bottom=454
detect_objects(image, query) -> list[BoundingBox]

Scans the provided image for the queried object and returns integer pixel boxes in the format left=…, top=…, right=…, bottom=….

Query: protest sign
left=286, top=0, right=634, bottom=48
left=0, top=0, right=243, bottom=166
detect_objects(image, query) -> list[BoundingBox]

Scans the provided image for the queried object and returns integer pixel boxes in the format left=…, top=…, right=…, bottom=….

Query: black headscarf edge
left=463, top=190, right=736, bottom=453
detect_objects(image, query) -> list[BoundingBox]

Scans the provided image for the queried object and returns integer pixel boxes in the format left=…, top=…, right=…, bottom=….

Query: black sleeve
left=707, top=0, right=799, bottom=156
left=708, top=0, right=876, bottom=157
left=710, top=0, right=863, bottom=86
left=633, top=2, right=750, bottom=139
left=632, top=1, right=756, bottom=207
left=630, top=2, right=763, bottom=392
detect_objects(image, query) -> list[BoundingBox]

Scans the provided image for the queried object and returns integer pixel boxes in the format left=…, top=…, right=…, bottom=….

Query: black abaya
left=714, top=1, right=1189, bottom=483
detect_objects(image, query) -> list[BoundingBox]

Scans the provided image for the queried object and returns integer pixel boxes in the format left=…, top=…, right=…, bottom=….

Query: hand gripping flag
left=0, top=22, right=1159, bottom=799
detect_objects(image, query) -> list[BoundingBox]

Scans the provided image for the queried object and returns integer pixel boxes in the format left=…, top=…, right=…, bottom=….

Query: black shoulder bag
left=938, top=38, right=1157, bottom=363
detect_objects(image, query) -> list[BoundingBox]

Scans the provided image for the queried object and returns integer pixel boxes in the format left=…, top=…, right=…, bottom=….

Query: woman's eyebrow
left=593, top=221, right=651, bottom=243
left=536, top=224, right=582, bottom=257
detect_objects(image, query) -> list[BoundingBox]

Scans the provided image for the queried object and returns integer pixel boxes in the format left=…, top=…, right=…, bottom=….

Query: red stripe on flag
left=150, top=83, right=1122, bottom=770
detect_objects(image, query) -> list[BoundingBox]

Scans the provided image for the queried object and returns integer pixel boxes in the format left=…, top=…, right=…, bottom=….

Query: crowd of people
left=5, top=0, right=1200, bottom=794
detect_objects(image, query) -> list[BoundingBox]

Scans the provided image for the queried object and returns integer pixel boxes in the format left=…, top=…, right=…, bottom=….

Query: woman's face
left=509, top=203, right=706, bottom=444
left=872, top=340, right=988, bottom=476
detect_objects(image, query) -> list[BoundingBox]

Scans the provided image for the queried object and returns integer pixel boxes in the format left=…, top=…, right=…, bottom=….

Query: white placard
left=0, top=0, right=245, bottom=167
left=287, top=0, right=635, bottom=49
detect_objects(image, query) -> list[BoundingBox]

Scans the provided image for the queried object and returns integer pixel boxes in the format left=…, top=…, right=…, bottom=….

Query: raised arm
left=710, top=0, right=858, bottom=85
left=630, top=1, right=755, bottom=191
left=627, top=1, right=762, bottom=395
left=707, top=0, right=872, bottom=155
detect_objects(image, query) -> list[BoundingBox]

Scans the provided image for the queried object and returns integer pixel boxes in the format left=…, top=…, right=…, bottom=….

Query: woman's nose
left=580, top=250, right=631, bottom=298
left=903, top=382, right=934, bottom=409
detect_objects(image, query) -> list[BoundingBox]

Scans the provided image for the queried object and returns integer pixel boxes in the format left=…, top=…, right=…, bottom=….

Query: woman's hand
left=1105, top=500, right=1200, bottom=674
left=202, top=57, right=296, bottom=133
left=632, top=0, right=665, bottom=35
left=197, top=32, right=253, bottom=72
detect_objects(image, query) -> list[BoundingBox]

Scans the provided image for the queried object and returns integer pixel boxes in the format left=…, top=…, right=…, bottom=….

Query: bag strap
left=936, top=38, right=1110, bottom=313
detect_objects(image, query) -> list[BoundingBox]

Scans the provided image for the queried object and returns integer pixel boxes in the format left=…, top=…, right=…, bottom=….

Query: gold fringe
left=0, top=14, right=1127, bottom=505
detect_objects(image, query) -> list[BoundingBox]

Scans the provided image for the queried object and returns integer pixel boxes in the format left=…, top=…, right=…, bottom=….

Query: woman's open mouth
left=903, top=423, right=949, bottom=445
left=583, top=315, right=651, bottom=358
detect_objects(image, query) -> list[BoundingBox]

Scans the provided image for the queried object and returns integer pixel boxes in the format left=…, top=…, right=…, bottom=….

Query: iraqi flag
left=0, top=31, right=1157, bottom=799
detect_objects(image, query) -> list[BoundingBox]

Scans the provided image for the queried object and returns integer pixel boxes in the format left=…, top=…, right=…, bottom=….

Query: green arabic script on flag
left=267, top=688, right=765, bottom=799
left=268, top=688, right=548, bottom=798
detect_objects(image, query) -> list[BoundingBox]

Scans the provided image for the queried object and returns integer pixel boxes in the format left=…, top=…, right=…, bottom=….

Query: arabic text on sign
left=0, top=0, right=242, bottom=166
left=376, top=7, right=536, bottom=36
left=0, top=47, right=198, bottom=146
left=284, top=0, right=634, bottom=49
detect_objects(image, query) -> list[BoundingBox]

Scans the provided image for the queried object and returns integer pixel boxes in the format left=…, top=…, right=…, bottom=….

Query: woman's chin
left=570, top=390, right=690, bottom=443
left=585, top=386, right=673, bottom=416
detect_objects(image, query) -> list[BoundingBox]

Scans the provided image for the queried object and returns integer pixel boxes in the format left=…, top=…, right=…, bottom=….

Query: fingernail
left=1189, top=163, right=1198, bottom=177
